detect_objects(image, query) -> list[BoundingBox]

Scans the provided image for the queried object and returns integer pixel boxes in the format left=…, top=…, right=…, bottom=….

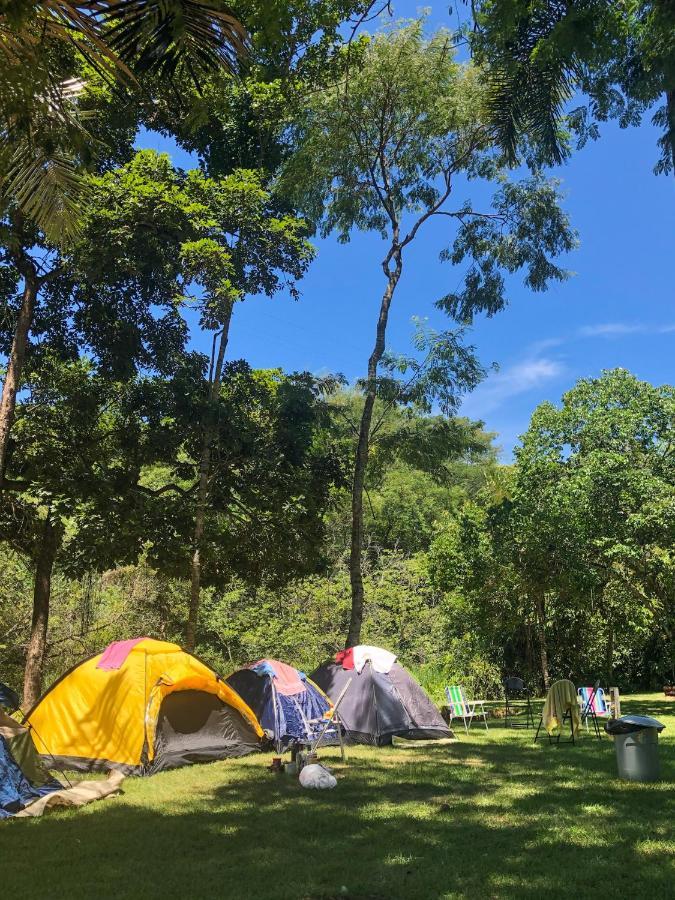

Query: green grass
left=4, top=694, right=675, bottom=899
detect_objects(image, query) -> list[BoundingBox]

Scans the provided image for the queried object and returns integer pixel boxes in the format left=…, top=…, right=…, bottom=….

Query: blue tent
left=226, top=659, right=334, bottom=751
left=0, top=711, right=61, bottom=819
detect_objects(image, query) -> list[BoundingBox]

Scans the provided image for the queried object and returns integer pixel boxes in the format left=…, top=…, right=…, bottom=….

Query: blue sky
left=137, top=3, right=674, bottom=460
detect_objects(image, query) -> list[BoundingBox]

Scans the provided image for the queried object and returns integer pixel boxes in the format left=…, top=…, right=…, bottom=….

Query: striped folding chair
left=578, top=684, right=610, bottom=740
left=445, top=685, right=489, bottom=734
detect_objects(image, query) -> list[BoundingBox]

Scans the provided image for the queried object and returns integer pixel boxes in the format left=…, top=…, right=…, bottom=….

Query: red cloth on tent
left=335, top=648, right=355, bottom=670
left=96, top=638, right=145, bottom=671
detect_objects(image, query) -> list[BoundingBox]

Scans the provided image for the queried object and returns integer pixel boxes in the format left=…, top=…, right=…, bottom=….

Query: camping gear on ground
left=0, top=682, right=20, bottom=713
left=535, top=680, right=581, bottom=744
left=14, top=771, right=124, bottom=818
left=605, top=715, right=665, bottom=782
left=311, top=646, right=453, bottom=746
left=504, top=677, right=535, bottom=729
left=26, top=638, right=263, bottom=775
left=0, top=709, right=62, bottom=818
left=295, top=749, right=320, bottom=772
left=578, top=684, right=611, bottom=739
left=445, top=685, right=489, bottom=734
left=225, top=658, right=338, bottom=753
left=299, top=763, right=337, bottom=789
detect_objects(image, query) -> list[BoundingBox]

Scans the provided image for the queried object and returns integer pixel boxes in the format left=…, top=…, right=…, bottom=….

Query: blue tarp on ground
left=0, top=734, right=61, bottom=819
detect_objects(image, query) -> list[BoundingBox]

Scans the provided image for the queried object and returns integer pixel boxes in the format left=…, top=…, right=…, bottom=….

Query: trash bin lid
left=605, top=714, right=666, bottom=735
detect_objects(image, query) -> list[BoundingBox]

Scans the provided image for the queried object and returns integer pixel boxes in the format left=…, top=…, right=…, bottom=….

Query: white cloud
left=461, top=356, right=565, bottom=418
left=577, top=322, right=675, bottom=338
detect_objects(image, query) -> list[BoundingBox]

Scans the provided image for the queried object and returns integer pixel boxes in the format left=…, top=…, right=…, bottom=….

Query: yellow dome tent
left=26, top=638, right=263, bottom=775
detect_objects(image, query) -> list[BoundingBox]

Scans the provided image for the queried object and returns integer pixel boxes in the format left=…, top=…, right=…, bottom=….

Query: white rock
left=298, top=763, right=337, bottom=789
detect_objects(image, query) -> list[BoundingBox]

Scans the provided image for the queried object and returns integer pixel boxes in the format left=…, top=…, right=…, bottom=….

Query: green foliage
left=431, top=369, right=675, bottom=690
left=471, top=0, right=675, bottom=173
left=138, top=364, right=345, bottom=590
left=280, top=19, right=576, bottom=318
left=0, top=1, right=250, bottom=239
left=143, top=1, right=374, bottom=178
left=324, top=390, right=495, bottom=554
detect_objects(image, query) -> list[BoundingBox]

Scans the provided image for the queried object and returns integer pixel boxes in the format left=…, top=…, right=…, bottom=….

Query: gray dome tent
left=311, top=646, right=453, bottom=746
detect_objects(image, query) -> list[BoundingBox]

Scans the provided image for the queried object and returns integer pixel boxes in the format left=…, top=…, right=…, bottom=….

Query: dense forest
left=2, top=369, right=673, bottom=703
left=1, top=1, right=673, bottom=709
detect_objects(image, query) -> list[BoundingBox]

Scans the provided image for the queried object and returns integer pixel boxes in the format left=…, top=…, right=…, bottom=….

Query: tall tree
left=58, top=149, right=314, bottom=647
left=2, top=358, right=179, bottom=709
left=0, top=69, right=137, bottom=491
left=514, top=368, right=675, bottom=681
left=281, top=22, right=577, bottom=646
left=432, top=369, right=675, bottom=690
left=140, top=365, right=345, bottom=624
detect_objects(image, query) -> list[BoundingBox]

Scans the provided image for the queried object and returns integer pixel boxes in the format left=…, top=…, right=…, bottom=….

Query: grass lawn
left=4, top=694, right=675, bottom=899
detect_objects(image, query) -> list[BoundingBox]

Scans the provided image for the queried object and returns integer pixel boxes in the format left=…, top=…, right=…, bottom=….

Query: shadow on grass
left=3, top=704, right=675, bottom=900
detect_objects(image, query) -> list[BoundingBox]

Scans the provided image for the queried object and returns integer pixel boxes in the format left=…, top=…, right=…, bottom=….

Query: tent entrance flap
left=150, top=690, right=259, bottom=773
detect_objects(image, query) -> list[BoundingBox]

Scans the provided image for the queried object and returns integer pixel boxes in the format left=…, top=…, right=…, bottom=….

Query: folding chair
left=445, top=685, right=489, bottom=734
left=534, top=680, right=580, bottom=745
left=504, top=676, right=535, bottom=729
left=577, top=683, right=610, bottom=741
left=306, top=676, right=352, bottom=761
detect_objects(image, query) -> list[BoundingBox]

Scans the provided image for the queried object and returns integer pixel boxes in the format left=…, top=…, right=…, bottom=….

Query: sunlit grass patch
left=2, top=694, right=674, bottom=899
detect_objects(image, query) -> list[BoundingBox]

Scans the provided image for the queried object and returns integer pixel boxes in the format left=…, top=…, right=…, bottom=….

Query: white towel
left=353, top=645, right=397, bottom=674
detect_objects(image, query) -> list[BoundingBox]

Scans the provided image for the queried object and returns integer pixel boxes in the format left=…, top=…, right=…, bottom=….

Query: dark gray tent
left=311, top=650, right=453, bottom=746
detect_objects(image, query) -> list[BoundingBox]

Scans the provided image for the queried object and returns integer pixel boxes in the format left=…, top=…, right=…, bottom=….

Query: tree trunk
left=0, top=267, right=38, bottom=487
left=606, top=623, right=614, bottom=683
left=525, top=621, right=535, bottom=680
left=533, top=592, right=550, bottom=692
left=22, top=511, right=61, bottom=711
left=346, top=250, right=402, bottom=648
left=185, top=302, right=234, bottom=651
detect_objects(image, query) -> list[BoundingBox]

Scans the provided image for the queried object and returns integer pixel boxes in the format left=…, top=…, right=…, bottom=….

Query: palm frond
left=2, top=144, right=88, bottom=243
left=0, top=1, right=248, bottom=236
left=99, top=1, right=249, bottom=81
left=475, top=0, right=577, bottom=165
left=0, top=74, right=92, bottom=244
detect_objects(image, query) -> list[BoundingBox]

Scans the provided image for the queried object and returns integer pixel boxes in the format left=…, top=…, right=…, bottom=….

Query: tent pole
left=310, top=677, right=352, bottom=755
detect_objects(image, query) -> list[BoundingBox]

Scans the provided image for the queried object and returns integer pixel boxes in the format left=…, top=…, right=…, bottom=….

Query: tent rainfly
left=311, top=645, right=454, bottom=746
left=26, top=638, right=263, bottom=775
left=226, top=658, right=333, bottom=751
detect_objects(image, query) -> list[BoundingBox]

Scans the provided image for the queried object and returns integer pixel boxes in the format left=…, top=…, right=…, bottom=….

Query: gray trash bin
left=605, top=715, right=665, bottom=782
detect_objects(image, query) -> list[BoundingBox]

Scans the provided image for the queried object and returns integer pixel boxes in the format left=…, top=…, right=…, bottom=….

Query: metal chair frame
left=534, top=708, right=577, bottom=745
left=577, top=683, right=608, bottom=742
left=445, top=685, right=489, bottom=735
left=504, top=677, right=535, bottom=729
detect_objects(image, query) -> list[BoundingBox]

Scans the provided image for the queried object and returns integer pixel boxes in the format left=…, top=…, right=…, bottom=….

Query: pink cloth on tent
left=268, top=660, right=306, bottom=696
left=96, top=638, right=145, bottom=671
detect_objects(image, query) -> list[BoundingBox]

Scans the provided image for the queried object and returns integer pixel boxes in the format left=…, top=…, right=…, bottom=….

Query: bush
left=415, top=641, right=503, bottom=704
